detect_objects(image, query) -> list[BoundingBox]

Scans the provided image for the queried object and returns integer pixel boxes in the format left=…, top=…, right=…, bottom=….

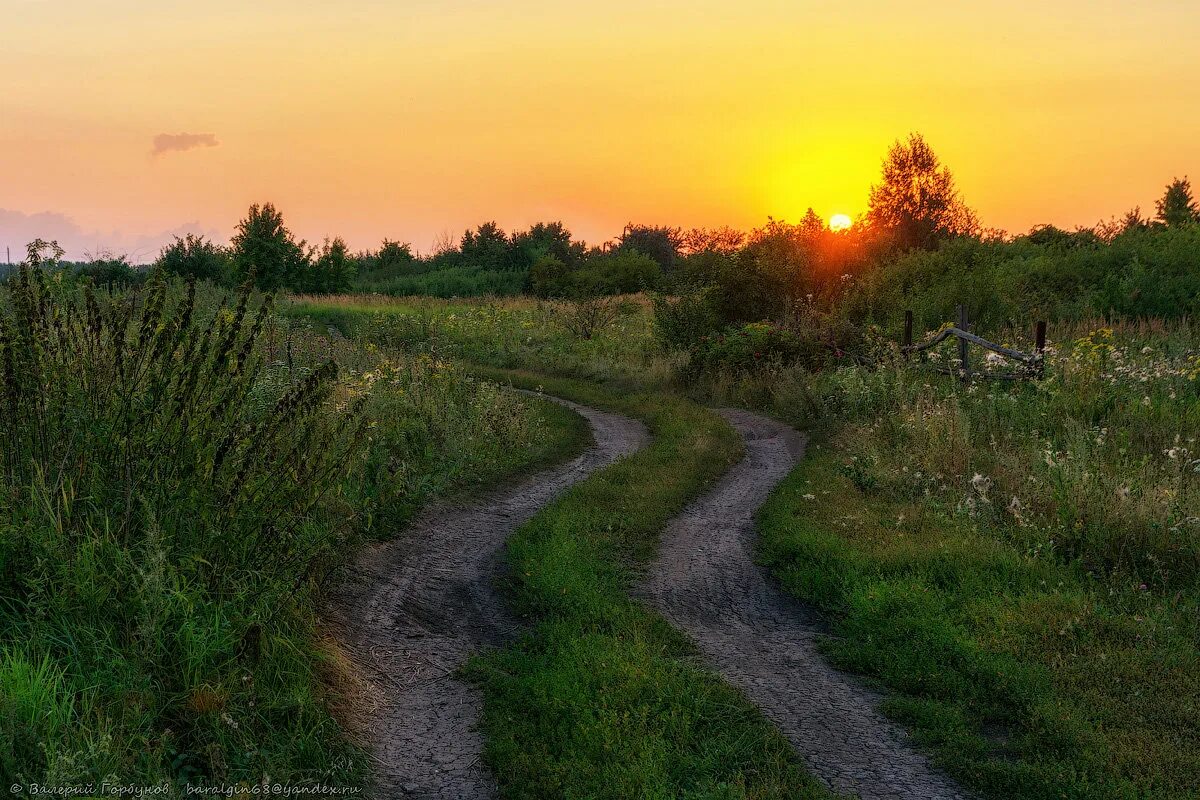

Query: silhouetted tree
left=510, top=221, right=584, bottom=270
left=156, top=233, right=230, bottom=283
left=296, top=237, right=355, bottom=293
left=866, top=133, right=978, bottom=249
left=1120, top=207, right=1150, bottom=234
left=617, top=224, right=682, bottom=271
left=679, top=226, right=745, bottom=256
left=460, top=221, right=512, bottom=271
left=798, top=208, right=826, bottom=237
left=230, top=203, right=308, bottom=290
left=1154, top=177, right=1199, bottom=227
left=377, top=239, right=416, bottom=270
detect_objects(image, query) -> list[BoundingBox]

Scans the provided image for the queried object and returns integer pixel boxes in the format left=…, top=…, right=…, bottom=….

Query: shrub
left=156, top=234, right=231, bottom=284
left=531, top=252, right=661, bottom=299
left=686, top=321, right=806, bottom=376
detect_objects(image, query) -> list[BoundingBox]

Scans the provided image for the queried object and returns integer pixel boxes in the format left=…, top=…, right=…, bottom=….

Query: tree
left=296, top=237, right=355, bottom=294
left=376, top=239, right=416, bottom=272
left=459, top=221, right=512, bottom=271
left=617, top=224, right=682, bottom=271
left=510, top=221, right=583, bottom=270
left=1154, top=177, right=1199, bottom=227
left=1119, top=207, right=1150, bottom=235
left=230, top=203, right=307, bottom=290
left=866, top=133, right=978, bottom=250
left=678, top=226, right=745, bottom=256
left=156, top=233, right=230, bottom=283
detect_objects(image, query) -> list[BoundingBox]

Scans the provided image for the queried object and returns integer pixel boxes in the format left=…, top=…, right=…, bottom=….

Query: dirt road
left=329, top=396, right=648, bottom=799
left=641, top=408, right=969, bottom=800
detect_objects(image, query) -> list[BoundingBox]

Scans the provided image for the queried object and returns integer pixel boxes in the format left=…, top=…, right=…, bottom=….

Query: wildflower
left=1007, top=495, right=1027, bottom=526
left=1116, top=485, right=1131, bottom=501
left=802, top=493, right=816, bottom=500
left=970, top=472, right=992, bottom=500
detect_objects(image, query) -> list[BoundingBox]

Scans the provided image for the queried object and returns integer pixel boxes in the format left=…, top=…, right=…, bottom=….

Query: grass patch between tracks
left=463, top=368, right=834, bottom=800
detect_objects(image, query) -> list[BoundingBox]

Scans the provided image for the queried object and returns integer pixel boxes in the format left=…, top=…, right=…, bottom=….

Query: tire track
left=328, top=395, right=648, bottom=799
left=641, top=408, right=970, bottom=800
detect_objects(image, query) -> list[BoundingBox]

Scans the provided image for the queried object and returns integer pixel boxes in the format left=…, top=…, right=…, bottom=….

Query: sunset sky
left=3, top=0, right=1199, bottom=260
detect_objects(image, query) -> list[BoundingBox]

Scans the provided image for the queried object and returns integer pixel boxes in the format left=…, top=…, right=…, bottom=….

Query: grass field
left=7, top=274, right=1197, bottom=798
left=0, top=272, right=586, bottom=789
left=289, top=293, right=1200, bottom=799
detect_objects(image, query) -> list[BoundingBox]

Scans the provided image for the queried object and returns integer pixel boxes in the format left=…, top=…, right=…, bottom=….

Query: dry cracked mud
left=641, top=408, right=971, bottom=800
left=328, top=395, right=648, bottom=799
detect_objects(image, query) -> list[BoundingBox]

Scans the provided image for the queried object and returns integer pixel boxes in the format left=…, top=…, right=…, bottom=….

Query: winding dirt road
left=641, top=408, right=970, bottom=800
left=328, top=396, right=648, bottom=799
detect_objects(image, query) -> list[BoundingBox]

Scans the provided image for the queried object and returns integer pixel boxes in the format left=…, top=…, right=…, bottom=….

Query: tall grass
left=0, top=259, right=368, bottom=786
left=0, top=261, right=581, bottom=788
left=285, top=294, right=677, bottom=389
left=754, top=325, right=1200, bottom=798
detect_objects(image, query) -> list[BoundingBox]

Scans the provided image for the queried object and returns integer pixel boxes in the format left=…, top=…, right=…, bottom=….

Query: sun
left=829, top=213, right=853, bottom=232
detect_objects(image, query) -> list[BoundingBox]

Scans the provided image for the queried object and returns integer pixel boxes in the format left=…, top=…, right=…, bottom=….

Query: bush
left=157, top=234, right=231, bottom=284
left=651, top=287, right=721, bottom=349
left=531, top=251, right=661, bottom=299
left=686, top=321, right=806, bottom=375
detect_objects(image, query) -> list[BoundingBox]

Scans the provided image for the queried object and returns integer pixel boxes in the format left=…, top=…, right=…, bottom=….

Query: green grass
left=0, top=274, right=591, bottom=791
left=757, top=432, right=1200, bottom=799
left=463, top=368, right=833, bottom=800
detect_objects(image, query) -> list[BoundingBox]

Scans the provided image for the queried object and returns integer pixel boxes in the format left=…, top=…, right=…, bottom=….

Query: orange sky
left=3, top=0, right=1199, bottom=260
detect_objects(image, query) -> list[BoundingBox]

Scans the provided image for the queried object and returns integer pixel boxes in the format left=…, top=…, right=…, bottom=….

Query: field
left=3, top=239, right=1198, bottom=799
left=289, top=293, right=1200, bottom=798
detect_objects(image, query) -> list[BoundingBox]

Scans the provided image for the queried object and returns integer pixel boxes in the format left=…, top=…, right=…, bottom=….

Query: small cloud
left=151, top=132, right=219, bottom=156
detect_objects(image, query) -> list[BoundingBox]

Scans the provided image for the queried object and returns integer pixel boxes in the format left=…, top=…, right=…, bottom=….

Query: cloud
left=151, top=132, right=219, bottom=156
left=0, top=207, right=221, bottom=264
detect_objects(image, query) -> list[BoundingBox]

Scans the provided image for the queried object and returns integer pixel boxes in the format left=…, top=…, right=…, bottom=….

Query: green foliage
left=845, top=224, right=1200, bottom=332
left=459, top=221, right=514, bottom=272
left=360, top=265, right=527, bottom=297
left=230, top=202, right=308, bottom=291
left=296, top=237, right=356, bottom=294
left=651, top=287, right=722, bottom=350
left=751, top=325, right=1200, bottom=798
left=685, top=322, right=808, bottom=376
left=1154, top=176, right=1199, bottom=227
left=531, top=251, right=661, bottom=298
left=617, top=224, right=682, bottom=271
left=156, top=234, right=231, bottom=284
left=509, top=221, right=584, bottom=271
left=527, top=253, right=571, bottom=298
left=0, top=253, right=367, bottom=785
left=866, top=133, right=979, bottom=249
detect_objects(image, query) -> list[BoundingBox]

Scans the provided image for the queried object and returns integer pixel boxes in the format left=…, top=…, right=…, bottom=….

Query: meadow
left=5, top=160, right=1200, bottom=798
left=0, top=260, right=585, bottom=789
left=286, top=291, right=1200, bottom=799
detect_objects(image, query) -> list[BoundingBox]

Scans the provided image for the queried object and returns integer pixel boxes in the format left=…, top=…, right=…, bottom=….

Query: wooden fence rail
left=902, top=305, right=1047, bottom=380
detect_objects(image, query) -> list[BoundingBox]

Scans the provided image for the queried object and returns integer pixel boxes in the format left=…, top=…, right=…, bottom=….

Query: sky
left=3, top=0, right=1199, bottom=261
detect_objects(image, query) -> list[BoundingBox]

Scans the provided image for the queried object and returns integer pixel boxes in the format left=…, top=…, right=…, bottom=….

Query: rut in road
left=641, top=408, right=971, bottom=800
left=328, top=395, right=648, bottom=799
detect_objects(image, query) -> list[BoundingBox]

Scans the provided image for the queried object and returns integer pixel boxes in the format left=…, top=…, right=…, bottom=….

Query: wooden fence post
left=956, top=304, right=970, bottom=380
left=1035, top=320, right=1047, bottom=378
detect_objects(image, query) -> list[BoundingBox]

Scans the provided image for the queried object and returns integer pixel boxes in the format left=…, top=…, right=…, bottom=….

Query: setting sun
left=829, top=213, right=853, bottom=231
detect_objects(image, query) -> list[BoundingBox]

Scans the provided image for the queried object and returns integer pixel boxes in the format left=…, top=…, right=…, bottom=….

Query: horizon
left=4, top=0, right=1200, bottom=261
